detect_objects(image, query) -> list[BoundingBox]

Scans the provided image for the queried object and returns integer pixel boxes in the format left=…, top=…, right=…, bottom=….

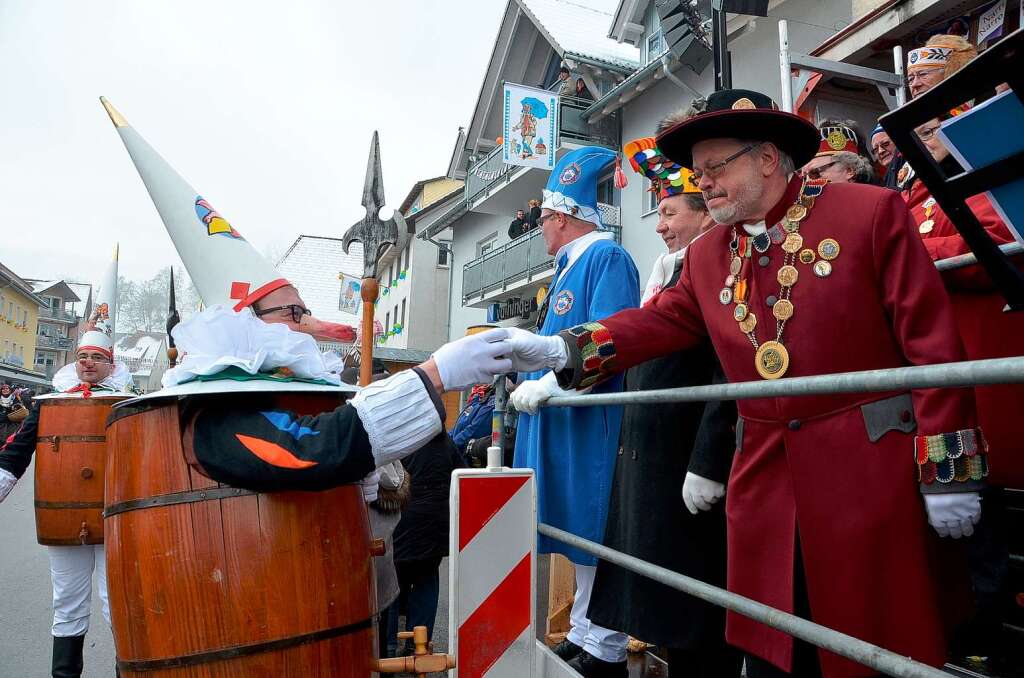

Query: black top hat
left=655, top=89, right=819, bottom=169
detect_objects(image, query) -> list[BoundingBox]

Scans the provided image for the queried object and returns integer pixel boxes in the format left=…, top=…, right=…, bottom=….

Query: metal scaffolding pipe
left=538, top=523, right=950, bottom=678
left=934, top=241, right=1023, bottom=271
left=546, top=356, right=1024, bottom=407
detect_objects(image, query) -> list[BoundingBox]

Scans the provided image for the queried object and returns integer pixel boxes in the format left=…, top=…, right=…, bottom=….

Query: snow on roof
left=67, top=283, right=92, bottom=318
left=276, top=236, right=365, bottom=325
left=518, top=0, right=640, bottom=70
left=114, top=332, right=166, bottom=376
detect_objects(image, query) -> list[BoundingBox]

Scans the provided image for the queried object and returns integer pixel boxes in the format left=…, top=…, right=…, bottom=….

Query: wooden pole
left=359, top=279, right=379, bottom=387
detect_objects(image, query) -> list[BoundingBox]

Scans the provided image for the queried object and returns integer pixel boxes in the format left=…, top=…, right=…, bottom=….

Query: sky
left=0, top=0, right=506, bottom=283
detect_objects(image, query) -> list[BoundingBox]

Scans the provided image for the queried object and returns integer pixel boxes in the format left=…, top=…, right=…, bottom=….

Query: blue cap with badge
left=541, top=146, right=618, bottom=230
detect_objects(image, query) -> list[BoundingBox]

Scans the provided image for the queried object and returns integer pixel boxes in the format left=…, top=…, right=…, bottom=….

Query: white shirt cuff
left=0, top=468, right=17, bottom=504
left=350, top=369, right=443, bottom=466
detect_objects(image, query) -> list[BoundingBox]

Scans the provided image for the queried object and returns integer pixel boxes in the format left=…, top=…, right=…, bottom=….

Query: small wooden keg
left=105, top=392, right=376, bottom=677
left=34, top=396, right=126, bottom=545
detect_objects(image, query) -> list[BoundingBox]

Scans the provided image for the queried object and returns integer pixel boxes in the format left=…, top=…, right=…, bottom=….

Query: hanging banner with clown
left=503, top=82, right=558, bottom=171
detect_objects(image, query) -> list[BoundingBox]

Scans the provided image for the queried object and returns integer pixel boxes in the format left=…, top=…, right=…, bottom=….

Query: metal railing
left=38, top=306, right=77, bottom=322
left=462, top=210, right=621, bottom=303
left=35, top=334, right=73, bottom=350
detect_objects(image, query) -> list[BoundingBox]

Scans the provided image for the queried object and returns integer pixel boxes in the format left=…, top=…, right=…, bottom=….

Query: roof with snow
left=517, top=0, right=639, bottom=70
left=276, top=236, right=365, bottom=325
left=27, top=280, right=81, bottom=302
left=67, top=283, right=92, bottom=319
left=114, top=332, right=166, bottom=376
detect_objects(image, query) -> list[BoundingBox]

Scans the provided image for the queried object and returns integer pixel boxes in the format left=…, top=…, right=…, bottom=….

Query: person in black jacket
left=384, top=433, right=465, bottom=655
left=584, top=132, right=742, bottom=678
left=508, top=209, right=529, bottom=239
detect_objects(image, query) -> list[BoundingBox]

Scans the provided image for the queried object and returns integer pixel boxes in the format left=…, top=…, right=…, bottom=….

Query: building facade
left=0, top=262, right=48, bottom=388
left=26, top=280, right=84, bottom=379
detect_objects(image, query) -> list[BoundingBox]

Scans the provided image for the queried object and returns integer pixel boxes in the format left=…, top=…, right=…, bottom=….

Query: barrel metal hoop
left=103, top=486, right=259, bottom=518
left=34, top=500, right=104, bottom=509
left=114, top=616, right=373, bottom=671
left=37, top=435, right=106, bottom=443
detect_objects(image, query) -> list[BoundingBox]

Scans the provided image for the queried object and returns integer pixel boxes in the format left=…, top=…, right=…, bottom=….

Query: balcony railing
left=462, top=204, right=621, bottom=303
left=36, top=335, right=73, bottom=350
left=39, top=306, right=77, bottom=322
left=464, top=97, right=621, bottom=206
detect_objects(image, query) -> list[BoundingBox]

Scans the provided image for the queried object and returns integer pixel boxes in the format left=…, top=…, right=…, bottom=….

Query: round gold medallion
left=818, top=238, right=840, bottom=261
left=730, top=256, right=742, bottom=275
left=755, top=340, right=790, bottom=379
left=733, top=303, right=749, bottom=322
left=782, top=232, right=803, bottom=254
left=772, top=298, right=794, bottom=321
left=777, top=265, right=799, bottom=287
left=739, top=312, right=757, bottom=333
left=786, top=204, right=808, bottom=222
left=798, top=248, right=816, bottom=264
left=919, top=219, right=935, bottom=234
left=813, top=259, right=832, bottom=278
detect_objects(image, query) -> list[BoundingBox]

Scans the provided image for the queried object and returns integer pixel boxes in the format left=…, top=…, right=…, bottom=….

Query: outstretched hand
left=429, top=329, right=513, bottom=392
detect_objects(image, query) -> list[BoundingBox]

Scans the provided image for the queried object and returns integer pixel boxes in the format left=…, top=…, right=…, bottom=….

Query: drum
left=34, top=396, right=126, bottom=545
left=105, top=393, right=376, bottom=677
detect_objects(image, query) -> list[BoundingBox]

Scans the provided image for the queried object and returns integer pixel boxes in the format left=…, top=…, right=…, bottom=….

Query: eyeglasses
left=688, top=143, right=762, bottom=186
left=801, top=160, right=840, bottom=180
left=76, top=353, right=111, bottom=364
left=906, top=70, right=942, bottom=84
left=916, top=125, right=942, bottom=142
left=535, top=212, right=560, bottom=227
left=254, top=304, right=312, bottom=323
left=871, top=140, right=893, bottom=155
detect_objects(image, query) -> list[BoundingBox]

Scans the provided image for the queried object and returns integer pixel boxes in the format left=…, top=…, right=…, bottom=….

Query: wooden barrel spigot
left=373, top=626, right=456, bottom=676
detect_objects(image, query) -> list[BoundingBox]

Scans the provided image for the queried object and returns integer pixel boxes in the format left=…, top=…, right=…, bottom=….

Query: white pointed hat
left=99, top=97, right=288, bottom=311
left=78, top=244, right=118, bottom=358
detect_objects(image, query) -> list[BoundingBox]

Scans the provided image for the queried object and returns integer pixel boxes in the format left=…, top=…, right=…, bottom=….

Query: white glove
left=510, top=371, right=567, bottom=415
left=924, top=492, right=981, bottom=538
left=505, top=327, right=568, bottom=373
left=431, top=328, right=513, bottom=392
left=681, top=472, right=725, bottom=515
left=0, top=469, right=16, bottom=504
left=360, top=470, right=380, bottom=503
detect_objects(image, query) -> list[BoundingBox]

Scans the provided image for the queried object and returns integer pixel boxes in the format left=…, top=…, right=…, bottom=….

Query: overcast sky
left=0, top=0, right=506, bottom=284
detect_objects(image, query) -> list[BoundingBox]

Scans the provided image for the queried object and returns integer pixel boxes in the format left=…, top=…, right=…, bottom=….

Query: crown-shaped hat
left=623, top=137, right=699, bottom=202
left=100, top=98, right=289, bottom=311
left=78, top=245, right=118, bottom=358
left=541, top=146, right=618, bottom=228
left=815, top=124, right=859, bottom=157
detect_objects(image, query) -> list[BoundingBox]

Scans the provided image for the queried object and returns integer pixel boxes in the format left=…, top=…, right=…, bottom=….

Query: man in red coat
left=503, top=90, right=987, bottom=678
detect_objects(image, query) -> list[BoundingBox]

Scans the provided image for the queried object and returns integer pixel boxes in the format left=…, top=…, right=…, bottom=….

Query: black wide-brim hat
left=655, top=89, right=820, bottom=169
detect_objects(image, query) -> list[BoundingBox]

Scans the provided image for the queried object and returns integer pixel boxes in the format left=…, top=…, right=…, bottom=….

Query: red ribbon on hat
left=65, top=383, right=94, bottom=398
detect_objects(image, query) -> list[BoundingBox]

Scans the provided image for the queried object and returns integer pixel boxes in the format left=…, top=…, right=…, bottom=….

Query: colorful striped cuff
left=915, top=427, right=988, bottom=493
left=559, top=322, right=617, bottom=390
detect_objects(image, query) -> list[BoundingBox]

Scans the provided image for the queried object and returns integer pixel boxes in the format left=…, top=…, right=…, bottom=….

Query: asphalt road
left=0, top=459, right=454, bottom=677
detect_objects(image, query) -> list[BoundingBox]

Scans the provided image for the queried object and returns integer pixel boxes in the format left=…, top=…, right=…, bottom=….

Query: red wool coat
left=905, top=180, right=1024, bottom=488
left=560, top=179, right=978, bottom=677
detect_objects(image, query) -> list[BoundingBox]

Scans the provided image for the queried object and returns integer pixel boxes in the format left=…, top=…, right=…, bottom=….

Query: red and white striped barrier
left=449, top=468, right=537, bottom=677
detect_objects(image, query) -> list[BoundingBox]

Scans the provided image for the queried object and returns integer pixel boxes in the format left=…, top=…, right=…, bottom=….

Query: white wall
left=617, top=0, right=853, bottom=279
left=446, top=210, right=506, bottom=341
left=406, top=236, right=451, bottom=352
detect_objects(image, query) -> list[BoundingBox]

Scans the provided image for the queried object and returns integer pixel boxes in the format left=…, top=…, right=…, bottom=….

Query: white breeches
left=566, top=563, right=628, bottom=663
left=47, top=544, right=109, bottom=637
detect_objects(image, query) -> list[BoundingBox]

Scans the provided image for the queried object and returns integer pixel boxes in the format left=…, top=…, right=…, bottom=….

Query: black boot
left=51, top=635, right=85, bottom=678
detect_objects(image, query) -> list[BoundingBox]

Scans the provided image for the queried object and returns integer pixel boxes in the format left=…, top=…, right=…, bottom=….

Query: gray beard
left=708, top=204, right=740, bottom=224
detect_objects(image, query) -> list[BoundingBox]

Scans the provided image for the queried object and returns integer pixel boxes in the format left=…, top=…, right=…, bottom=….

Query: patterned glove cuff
left=916, top=427, right=988, bottom=494
left=556, top=322, right=617, bottom=390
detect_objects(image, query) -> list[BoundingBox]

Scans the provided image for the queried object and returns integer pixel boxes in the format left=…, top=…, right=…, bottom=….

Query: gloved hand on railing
left=510, top=372, right=569, bottom=415
left=431, top=328, right=512, bottom=391
left=923, top=492, right=981, bottom=538
left=504, top=328, right=568, bottom=373
left=681, top=472, right=725, bottom=515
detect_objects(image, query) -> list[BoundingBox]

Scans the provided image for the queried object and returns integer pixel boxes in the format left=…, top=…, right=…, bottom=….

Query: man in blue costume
left=511, top=146, right=639, bottom=678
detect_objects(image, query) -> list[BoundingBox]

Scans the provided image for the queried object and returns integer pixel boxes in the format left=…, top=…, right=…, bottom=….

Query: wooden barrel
left=105, top=393, right=376, bottom=677
left=34, top=396, right=125, bottom=545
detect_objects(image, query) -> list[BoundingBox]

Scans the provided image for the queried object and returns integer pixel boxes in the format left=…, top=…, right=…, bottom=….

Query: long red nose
left=297, top=314, right=357, bottom=343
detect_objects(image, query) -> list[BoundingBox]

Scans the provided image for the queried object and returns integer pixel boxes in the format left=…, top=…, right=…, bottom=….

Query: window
left=403, top=244, right=410, bottom=272
left=437, top=241, right=451, bottom=268
left=646, top=29, right=666, bottom=64
left=393, top=305, right=398, bottom=329
left=385, top=311, right=390, bottom=333
left=596, top=175, right=616, bottom=207
left=478, top=233, right=498, bottom=257
left=400, top=299, right=406, bottom=327
left=643, top=178, right=658, bottom=215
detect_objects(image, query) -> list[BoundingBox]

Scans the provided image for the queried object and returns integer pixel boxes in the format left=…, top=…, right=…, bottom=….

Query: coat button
left=767, top=295, right=778, bottom=306
left=788, top=419, right=801, bottom=431
left=759, top=255, right=771, bottom=267
left=900, top=410, right=912, bottom=423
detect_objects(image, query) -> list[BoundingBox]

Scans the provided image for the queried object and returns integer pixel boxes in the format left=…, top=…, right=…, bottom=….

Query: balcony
left=462, top=204, right=621, bottom=307
left=464, top=99, right=621, bottom=210
left=36, top=335, right=73, bottom=350
left=39, top=306, right=77, bottom=323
